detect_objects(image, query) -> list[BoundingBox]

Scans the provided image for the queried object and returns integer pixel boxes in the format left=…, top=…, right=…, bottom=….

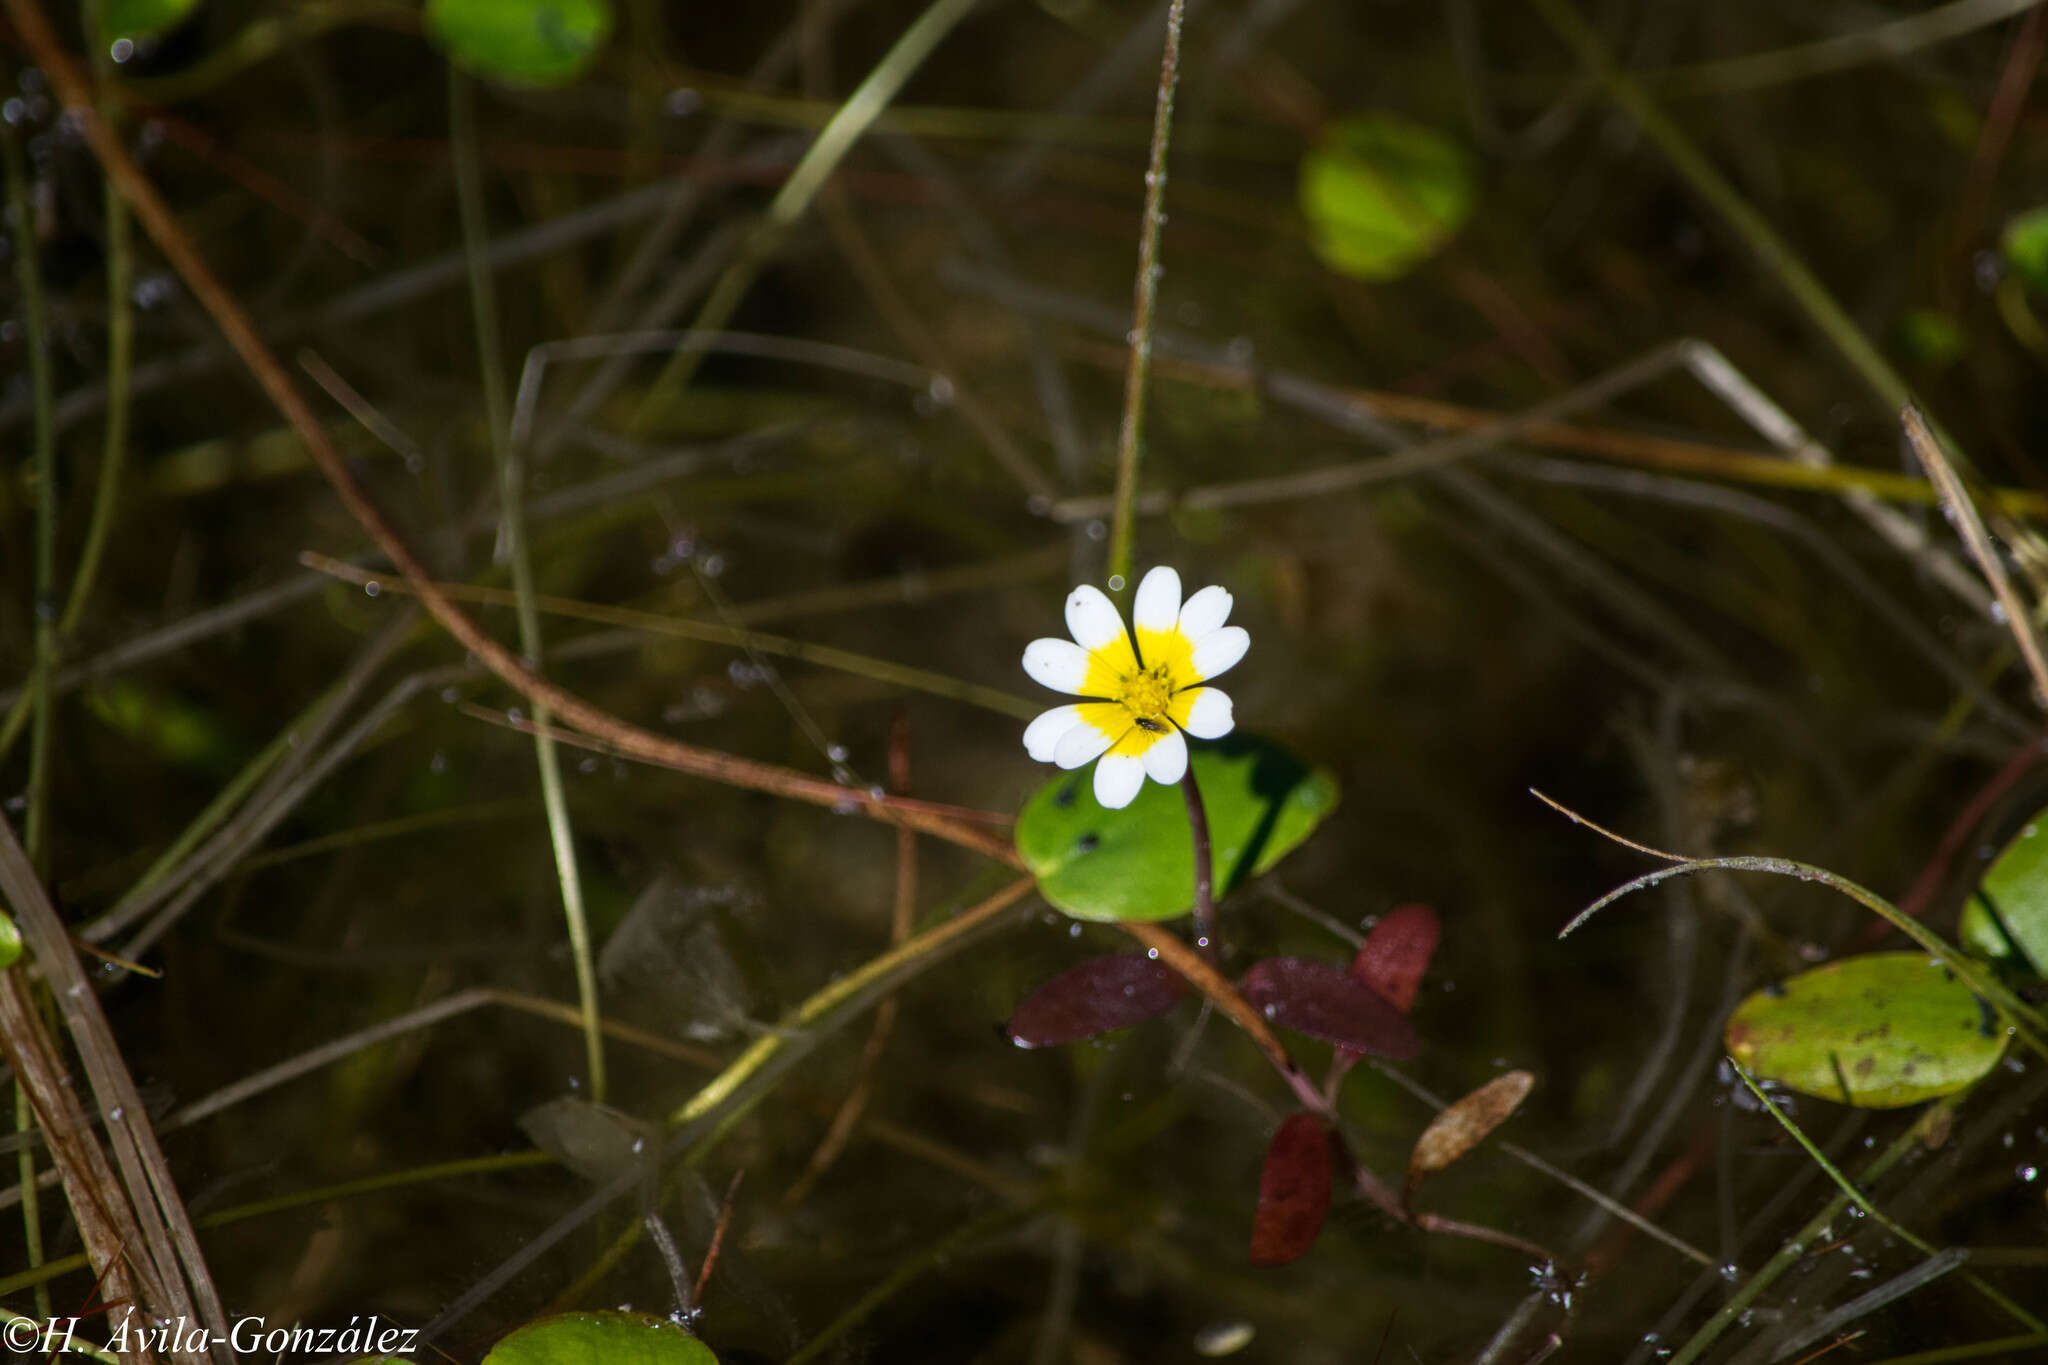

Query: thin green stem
left=4, top=121, right=57, bottom=870
left=668, top=875, right=1034, bottom=1127
left=1731, top=1060, right=2045, bottom=1334
left=1666, top=1096, right=1958, bottom=1365
left=1559, top=854, right=2048, bottom=1054
left=451, top=68, right=605, bottom=1101
left=1105, top=0, right=1187, bottom=597
left=626, top=0, right=983, bottom=433
left=62, top=0, right=133, bottom=640
left=14, top=1083, right=48, bottom=1319
left=1180, top=766, right=1215, bottom=957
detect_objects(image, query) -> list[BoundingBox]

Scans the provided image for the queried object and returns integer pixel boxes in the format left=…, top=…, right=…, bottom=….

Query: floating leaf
left=1960, top=812, right=2048, bottom=978
left=2003, top=206, right=2048, bottom=296
left=426, top=0, right=615, bottom=87
left=1015, top=733, right=1339, bottom=923
left=1724, top=953, right=2008, bottom=1109
left=102, top=0, right=199, bottom=44
left=1407, top=1070, right=1533, bottom=1193
left=1249, top=1112, right=1332, bottom=1267
left=1298, top=113, right=1475, bottom=282
left=0, top=913, right=18, bottom=971
left=1240, top=957, right=1419, bottom=1059
left=518, top=1097, right=653, bottom=1184
left=1007, top=953, right=1185, bottom=1047
left=482, top=1311, right=718, bottom=1365
left=1350, top=903, right=1439, bottom=1014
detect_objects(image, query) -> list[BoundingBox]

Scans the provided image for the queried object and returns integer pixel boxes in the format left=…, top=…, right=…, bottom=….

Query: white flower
left=1020, top=566, right=1247, bottom=809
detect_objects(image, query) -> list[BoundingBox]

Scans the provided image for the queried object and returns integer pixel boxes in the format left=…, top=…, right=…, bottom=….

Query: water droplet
left=108, top=1105, right=124, bottom=1121
left=1193, top=1321, right=1254, bottom=1356
left=109, top=38, right=136, bottom=64
left=1107, top=574, right=1126, bottom=592
left=2020, top=1164, right=2040, bottom=1181
left=363, top=580, right=380, bottom=597
left=1085, top=520, right=1107, bottom=541
left=665, top=88, right=701, bottom=117
left=826, top=744, right=849, bottom=763
left=1719, top=1263, right=1739, bottom=1282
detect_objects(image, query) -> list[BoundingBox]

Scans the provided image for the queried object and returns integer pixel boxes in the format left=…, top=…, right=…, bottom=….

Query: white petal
left=1132, top=566, right=1182, bottom=635
left=1181, top=688, right=1234, bottom=739
left=1093, top=752, right=1146, bottom=809
left=1023, top=638, right=1093, bottom=694
left=1023, top=705, right=1083, bottom=762
left=1064, top=584, right=1127, bottom=652
left=1054, top=721, right=1116, bottom=770
left=1142, top=725, right=1188, bottom=784
left=1177, top=584, right=1233, bottom=640
left=1188, top=625, right=1250, bottom=682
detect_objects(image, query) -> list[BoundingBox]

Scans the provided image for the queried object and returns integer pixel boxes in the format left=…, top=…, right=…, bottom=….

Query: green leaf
left=1896, top=307, right=1966, bottom=369
left=1963, top=810, right=2048, bottom=978
left=0, top=912, right=19, bottom=971
left=425, top=0, right=614, bottom=87
left=2003, top=206, right=2048, bottom=295
left=1015, top=733, right=1338, bottom=923
left=1724, top=953, right=2008, bottom=1109
left=482, top=1312, right=718, bottom=1365
left=1298, top=113, right=1475, bottom=282
left=101, top=0, right=200, bottom=44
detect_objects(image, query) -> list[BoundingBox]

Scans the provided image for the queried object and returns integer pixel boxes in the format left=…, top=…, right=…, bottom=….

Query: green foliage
left=1961, top=810, right=2048, bottom=977
left=0, top=911, right=19, bottom=970
left=2003, top=206, right=2048, bottom=295
left=1725, top=952, right=2007, bottom=1108
left=1298, top=113, right=1475, bottom=281
left=101, top=0, right=199, bottom=44
left=1015, top=733, right=1338, bottom=922
left=425, top=0, right=614, bottom=87
left=84, top=680, right=236, bottom=773
left=1896, top=307, right=1966, bottom=369
left=482, top=1312, right=718, bottom=1365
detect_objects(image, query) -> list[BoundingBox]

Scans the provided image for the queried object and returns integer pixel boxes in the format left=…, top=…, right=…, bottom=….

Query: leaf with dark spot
left=1250, top=1112, right=1333, bottom=1267
left=1350, top=902, right=1439, bottom=1014
left=1241, top=957, right=1420, bottom=1059
left=1407, top=1071, right=1534, bottom=1195
left=1006, top=954, right=1186, bottom=1048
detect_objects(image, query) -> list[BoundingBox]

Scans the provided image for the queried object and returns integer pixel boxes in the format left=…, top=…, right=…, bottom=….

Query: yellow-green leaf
left=1724, top=953, right=2007, bottom=1109
left=425, top=0, right=614, bottom=87
left=483, top=1312, right=717, bottom=1365
left=1961, top=811, right=2048, bottom=977
left=1298, top=113, right=1475, bottom=282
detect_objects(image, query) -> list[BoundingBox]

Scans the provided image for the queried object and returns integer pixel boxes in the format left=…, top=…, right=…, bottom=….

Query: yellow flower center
left=1117, top=665, right=1175, bottom=728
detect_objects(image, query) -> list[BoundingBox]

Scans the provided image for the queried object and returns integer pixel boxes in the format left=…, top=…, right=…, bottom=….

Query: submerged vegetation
left=4, top=0, right=2048, bottom=1360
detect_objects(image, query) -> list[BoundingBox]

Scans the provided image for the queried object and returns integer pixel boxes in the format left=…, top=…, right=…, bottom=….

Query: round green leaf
left=1724, top=953, right=2007, bottom=1109
left=0, top=912, right=19, bottom=971
left=1015, top=733, right=1338, bottom=923
left=1298, top=113, right=1475, bottom=282
left=1963, top=811, right=2048, bottom=977
left=101, top=0, right=199, bottom=44
left=482, top=1312, right=717, bottom=1365
left=425, top=0, right=614, bottom=87
left=2002, top=206, right=2048, bottom=295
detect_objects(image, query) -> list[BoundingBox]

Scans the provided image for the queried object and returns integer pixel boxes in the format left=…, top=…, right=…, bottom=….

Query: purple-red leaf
left=1350, top=902, right=1440, bottom=1015
left=1241, top=957, right=1420, bottom=1059
left=1251, top=1112, right=1333, bottom=1267
left=1006, top=954, right=1186, bottom=1048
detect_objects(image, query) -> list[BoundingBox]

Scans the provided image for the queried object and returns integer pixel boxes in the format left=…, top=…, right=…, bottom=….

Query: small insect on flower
left=1021, top=566, right=1247, bottom=809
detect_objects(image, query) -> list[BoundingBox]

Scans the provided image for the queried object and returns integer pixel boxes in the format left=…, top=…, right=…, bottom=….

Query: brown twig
left=1902, top=403, right=2048, bottom=706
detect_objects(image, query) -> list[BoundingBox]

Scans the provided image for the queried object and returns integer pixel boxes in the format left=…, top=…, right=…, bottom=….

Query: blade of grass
left=1729, top=1060, right=2044, bottom=1340
left=451, top=67, right=605, bottom=1102
left=1105, top=0, right=1188, bottom=595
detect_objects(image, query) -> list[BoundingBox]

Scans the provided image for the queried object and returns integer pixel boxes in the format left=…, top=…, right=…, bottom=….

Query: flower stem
left=1180, top=766, right=1216, bottom=958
